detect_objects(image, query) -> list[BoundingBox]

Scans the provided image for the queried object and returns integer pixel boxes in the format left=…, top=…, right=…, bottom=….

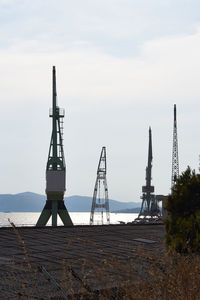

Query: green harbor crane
left=36, top=66, right=73, bottom=227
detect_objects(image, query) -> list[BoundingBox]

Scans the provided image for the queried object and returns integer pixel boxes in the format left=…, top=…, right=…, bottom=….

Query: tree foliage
left=165, top=167, right=200, bottom=253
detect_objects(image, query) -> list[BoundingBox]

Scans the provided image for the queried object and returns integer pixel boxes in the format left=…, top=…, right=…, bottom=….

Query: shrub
left=165, top=167, right=200, bottom=253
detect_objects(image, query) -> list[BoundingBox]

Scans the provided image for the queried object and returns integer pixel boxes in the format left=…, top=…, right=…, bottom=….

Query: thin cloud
left=1, top=27, right=200, bottom=105
left=0, top=28, right=200, bottom=201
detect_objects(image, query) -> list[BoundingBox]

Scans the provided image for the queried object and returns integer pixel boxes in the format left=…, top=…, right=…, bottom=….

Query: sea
left=0, top=212, right=138, bottom=227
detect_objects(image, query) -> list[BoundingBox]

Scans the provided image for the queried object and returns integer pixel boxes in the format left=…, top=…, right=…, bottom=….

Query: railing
left=49, top=107, right=65, bottom=117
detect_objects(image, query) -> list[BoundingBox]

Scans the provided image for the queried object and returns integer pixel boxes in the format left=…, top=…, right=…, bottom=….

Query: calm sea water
left=0, top=212, right=138, bottom=227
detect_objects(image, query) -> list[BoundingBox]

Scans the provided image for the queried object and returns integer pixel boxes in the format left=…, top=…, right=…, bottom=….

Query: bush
left=165, top=167, right=200, bottom=253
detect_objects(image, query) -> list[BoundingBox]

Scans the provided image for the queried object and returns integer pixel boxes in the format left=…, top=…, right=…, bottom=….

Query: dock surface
left=0, top=224, right=165, bottom=299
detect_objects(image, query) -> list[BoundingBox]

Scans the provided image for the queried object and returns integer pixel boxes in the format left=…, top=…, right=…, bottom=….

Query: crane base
left=36, top=200, right=73, bottom=227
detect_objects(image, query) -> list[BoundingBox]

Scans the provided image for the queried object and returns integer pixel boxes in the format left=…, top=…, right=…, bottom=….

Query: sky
left=0, top=0, right=200, bottom=202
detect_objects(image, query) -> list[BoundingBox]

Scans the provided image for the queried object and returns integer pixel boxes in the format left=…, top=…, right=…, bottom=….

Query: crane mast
left=146, top=127, right=153, bottom=192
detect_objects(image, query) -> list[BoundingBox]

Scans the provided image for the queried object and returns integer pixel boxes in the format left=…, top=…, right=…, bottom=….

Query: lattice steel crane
left=171, top=104, right=179, bottom=187
left=90, top=147, right=110, bottom=225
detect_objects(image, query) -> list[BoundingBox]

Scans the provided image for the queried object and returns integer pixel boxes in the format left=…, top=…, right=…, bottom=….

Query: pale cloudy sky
left=0, top=0, right=200, bottom=202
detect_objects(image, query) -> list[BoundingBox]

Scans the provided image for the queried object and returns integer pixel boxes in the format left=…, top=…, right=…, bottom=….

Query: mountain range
left=0, top=192, right=141, bottom=213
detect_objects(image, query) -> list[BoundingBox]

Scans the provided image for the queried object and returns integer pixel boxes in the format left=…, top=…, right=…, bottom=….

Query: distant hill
left=113, top=207, right=141, bottom=213
left=0, top=192, right=46, bottom=212
left=0, top=192, right=141, bottom=213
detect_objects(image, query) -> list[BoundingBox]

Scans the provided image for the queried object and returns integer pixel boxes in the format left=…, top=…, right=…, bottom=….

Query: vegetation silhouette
left=165, top=167, right=200, bottom=253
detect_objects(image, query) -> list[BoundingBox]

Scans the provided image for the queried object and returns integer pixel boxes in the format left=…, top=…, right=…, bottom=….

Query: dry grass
left=2, top=222, right=200, bottom=299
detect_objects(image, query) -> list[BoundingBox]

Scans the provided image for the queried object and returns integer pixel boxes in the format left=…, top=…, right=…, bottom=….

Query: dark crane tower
left=90, top=147, right=110, bottom=225
left=138, top=127, right=160, bottom=218
left=171, top=104, right=179, bottom=187
left=36, top=66, right=73, bottom=227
